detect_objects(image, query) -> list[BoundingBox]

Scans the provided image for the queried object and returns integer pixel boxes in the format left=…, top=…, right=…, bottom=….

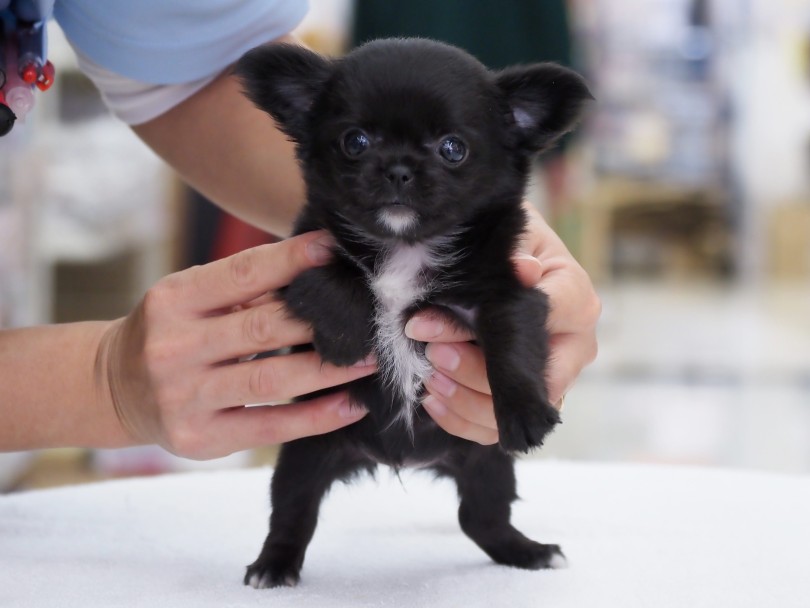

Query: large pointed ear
left=496, top=63, right=593, bottom=153
left=235, top=43, right=333, bottom=143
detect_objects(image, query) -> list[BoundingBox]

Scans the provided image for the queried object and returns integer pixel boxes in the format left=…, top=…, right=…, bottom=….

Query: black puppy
left=236, top=38, right=591, bottom=588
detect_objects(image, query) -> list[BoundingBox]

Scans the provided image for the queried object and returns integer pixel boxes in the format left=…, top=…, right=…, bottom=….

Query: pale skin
left=0, top=36, right=599, bottom=458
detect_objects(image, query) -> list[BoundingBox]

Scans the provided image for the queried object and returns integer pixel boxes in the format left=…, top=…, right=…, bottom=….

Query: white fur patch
left=513, top=106, right=536, bottom=129
left=378, top=206, right=418, bottom=235
left=370, top=239, right=455, bottom=431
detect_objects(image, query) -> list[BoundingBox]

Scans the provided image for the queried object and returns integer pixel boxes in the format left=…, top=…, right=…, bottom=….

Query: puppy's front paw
left=499, top=541, right=567, bottom=571
left=283, top=267, right=375, bottom=367
left=244, top=560, right=300, bottom=589
left=313, top=328, right=372, bottom=367
left=495, top=391, right=560, bottom=453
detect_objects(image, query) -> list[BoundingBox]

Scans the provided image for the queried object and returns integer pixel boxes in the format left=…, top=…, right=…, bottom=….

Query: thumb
left=513, top=253, right=544, bottom=287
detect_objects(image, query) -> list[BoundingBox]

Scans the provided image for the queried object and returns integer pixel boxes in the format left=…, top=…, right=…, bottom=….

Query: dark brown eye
left=341, top=129, right=371, bottom=157
left=438, top=136, right=467, bottom=164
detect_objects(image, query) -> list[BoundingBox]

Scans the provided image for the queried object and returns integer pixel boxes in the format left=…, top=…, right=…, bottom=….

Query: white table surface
left=1, top=460, right=808, bottom=608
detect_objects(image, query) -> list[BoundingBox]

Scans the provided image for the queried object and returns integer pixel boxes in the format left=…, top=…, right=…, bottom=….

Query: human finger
left=424, top=342, right=491, bottom=396
left=513, top=202, right=601, bottom=334
left=211, top=392, right=368, bottom=456
left=404, top=310, right=474, bottom=343
left=512, top=253, right=544, bottom=287
left=199, top=350, right=376, bottom=406
left=422, top=394, right=499, bottom=445
left=199, top=299, right=312, bottom=363
left=518, top=200, right=567, bottom=258
left=170, top=231, right=334, bottom=315
left=230, top=291, right=277, bottom=313
left=424, top=371, right=497, bottom=430
left=538, top=266, right=601, bottom=335
left=515, top=253, right=601, bottom=337
left=545, top=332, right=598, bottom=406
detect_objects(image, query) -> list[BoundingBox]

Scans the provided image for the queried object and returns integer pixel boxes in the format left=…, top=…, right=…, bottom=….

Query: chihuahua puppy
left=236, top=38, right=591, bottom=588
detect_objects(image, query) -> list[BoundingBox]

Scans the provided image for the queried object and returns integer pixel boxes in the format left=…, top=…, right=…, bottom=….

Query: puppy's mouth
left=380, top=198, right=411, bottom=208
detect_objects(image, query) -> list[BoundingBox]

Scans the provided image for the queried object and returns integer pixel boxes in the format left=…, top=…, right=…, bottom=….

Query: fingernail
left=428, top=371, right=457, bottom=398
left=405, top=316, right=444, bottom=340
left=515, top=252, right=542, bottom=267
left=338, top=399, right=367, bottom=419
left=351, top=354, right=377, bottom=368
left=425, top=343, right=460, bottom=372
left=306, top=234, right=335, bottom=264
left=422, top=394, right=448, bottom=417
left=514, top=253, right=543, bottom=277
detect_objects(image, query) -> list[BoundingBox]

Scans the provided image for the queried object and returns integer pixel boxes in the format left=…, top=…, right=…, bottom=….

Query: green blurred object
left=351, top=0, right=573, bottom=69
left=351, top=0, right=577, bottom=163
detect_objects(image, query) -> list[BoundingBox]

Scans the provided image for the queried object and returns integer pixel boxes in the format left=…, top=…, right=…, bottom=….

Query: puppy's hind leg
left=245, top=436, right=374, bottom=588
left=452, top=445, right=566, bottom=570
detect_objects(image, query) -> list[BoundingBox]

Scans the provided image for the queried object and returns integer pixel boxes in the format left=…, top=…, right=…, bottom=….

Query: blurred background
left=1, top=0, right=809, bottom=491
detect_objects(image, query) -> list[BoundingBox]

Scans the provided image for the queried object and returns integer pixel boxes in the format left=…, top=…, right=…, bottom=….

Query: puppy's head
left=237, top=39, right=591, bottom=241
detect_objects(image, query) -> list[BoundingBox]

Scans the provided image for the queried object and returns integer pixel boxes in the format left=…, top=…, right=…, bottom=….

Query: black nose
left=385, top=163, right=413, bottom=186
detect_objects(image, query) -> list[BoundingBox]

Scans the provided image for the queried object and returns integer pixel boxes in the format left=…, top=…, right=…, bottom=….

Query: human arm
left=131, top=35, right=305, bottom=237
left=0, top=232, right=374, bottom=458
left=0, top=320, right=133, bottom=452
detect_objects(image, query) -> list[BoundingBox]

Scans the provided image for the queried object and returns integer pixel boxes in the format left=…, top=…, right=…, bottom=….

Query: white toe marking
left=549, top=552, right=569, bottom=569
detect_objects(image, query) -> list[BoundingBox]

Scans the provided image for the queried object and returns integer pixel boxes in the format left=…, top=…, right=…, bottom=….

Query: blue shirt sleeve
left=52, top=0, right=309, bottom=85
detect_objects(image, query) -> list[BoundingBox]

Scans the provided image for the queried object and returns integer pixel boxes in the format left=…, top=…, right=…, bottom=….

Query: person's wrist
left=91, top=318, right=141, bottom=449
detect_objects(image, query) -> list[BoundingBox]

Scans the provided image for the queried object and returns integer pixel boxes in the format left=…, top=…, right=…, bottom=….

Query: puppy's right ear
left=235, top=43, right=333, bottom=143
left=496, top=63, right=593, bottom=154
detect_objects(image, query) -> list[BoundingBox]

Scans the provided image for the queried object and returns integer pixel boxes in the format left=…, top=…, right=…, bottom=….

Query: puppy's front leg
left=475, top=288, right=560, bottom=453
left=283, top=257, right=375, bottom=366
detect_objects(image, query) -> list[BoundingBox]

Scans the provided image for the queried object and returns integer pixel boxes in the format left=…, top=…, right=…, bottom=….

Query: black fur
left=236, top=38, right=591, bottom=588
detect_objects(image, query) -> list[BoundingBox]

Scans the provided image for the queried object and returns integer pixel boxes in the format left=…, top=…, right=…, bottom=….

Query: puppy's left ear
left=235, top=43, right=333, bottom=143
left=496, top=63, right=593, bottom=153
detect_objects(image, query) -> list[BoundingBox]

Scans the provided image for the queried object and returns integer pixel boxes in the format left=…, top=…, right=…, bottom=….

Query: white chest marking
left=370, top=243, right=439, bottom=430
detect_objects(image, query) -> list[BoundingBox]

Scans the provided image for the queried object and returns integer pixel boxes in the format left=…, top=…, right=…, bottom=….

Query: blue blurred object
left=8, top=0, right=54, bottom=22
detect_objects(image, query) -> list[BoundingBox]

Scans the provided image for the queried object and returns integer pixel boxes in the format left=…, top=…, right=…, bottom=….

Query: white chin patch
left=378, top=206, right=418, bottom=235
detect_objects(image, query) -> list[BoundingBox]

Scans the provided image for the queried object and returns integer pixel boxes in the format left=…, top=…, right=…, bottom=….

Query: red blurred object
left=35, top=60, right=54, bottom=91
left=20, top=62, right=38, bottom=84
left=210, top=214, right=277, bottom=261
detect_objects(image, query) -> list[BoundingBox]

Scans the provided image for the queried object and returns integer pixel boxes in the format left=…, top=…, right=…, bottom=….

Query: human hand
left=406, top=203, right=600, bottom=445
left=98, top=232, right=375, bottom=460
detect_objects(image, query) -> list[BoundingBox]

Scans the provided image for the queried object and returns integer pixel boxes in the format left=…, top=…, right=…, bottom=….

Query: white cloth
left=71, top=48, right=220, bottom=126
left=1, top=461, right=808, bottom=607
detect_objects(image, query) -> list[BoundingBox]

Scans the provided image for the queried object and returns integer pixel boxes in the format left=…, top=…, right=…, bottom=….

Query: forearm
left=0, top=321, right=135, bottom=451
left=132, top=38, right=305, bottom=237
